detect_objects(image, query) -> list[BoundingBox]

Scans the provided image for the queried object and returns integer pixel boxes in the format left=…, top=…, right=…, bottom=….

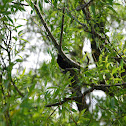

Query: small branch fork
left=34, top=3, right=81, bottom=69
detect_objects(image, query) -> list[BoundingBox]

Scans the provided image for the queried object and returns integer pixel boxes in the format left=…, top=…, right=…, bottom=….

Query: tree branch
left=93, top=82, right=126, bottom=88
left=34, top=3, right=59, bottom=50
left=46, top=82, right=126, bottom=107
left=46, top=88, right=94, bottom=107
left=34, top=3, right=82, bottom=69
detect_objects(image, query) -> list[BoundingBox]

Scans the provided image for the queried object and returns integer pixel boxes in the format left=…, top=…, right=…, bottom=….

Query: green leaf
left=12, top=36, right=17, bottom=41
left=52, top=0, right=57, bottom=8
left=30, top=9, right=34, bottom=14
left=91, top=4, right=95, bottom=17
left=39, top=1, right=43, bottom=11
left=7, top=16, right=13, bottom=24
left=107, top=6, right=117, bottom=14
left=15, top=59, right=23, bottom=63
left=16, top=25, right=23, bottom=29
left=120, top=59, right=123, bottom=69
left=19, top=38, right=29, bottom=43
left=107, top=0, right=113, bottom=5
left=71, top=108, right=77, bottom=112
left=112, top=67, right=118, bottom=75
left=20, top=68, right=26, bottom=78
left=113, top=3, right=121, bottom=6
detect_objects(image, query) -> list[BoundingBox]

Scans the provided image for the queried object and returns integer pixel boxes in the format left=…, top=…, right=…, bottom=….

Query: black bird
left=57, top=54, right=73, bottom=69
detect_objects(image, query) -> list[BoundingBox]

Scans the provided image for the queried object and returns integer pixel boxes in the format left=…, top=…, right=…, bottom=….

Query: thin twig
left=70, top=112, right=78, bottom=125
left=59, top=7, right=65, bottom=49
left=45, top=98, right=69, bottom=107
left=11, top=1, right=29, bottom=6
left=8, top=30, right=11, bottom=47
left=94, top=82, right=126, bottom=88
left=11, top=79, right=24, bottom=97
left=2, top=38, right=8, bottom=46
left=83, top=82, right=126, bottom=88
left=47, top=106, right=59, bottom=120
left=66, top=9, right=88, bottom=32
left=0, top=45, right=7, bottom=51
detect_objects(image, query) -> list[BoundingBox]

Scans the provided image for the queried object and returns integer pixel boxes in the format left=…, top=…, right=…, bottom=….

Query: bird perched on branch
left=57, top=54, right=73, bottom=70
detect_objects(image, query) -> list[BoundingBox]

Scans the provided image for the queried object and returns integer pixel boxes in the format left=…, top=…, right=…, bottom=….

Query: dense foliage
left=0, top=0, right=126, bottom=125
